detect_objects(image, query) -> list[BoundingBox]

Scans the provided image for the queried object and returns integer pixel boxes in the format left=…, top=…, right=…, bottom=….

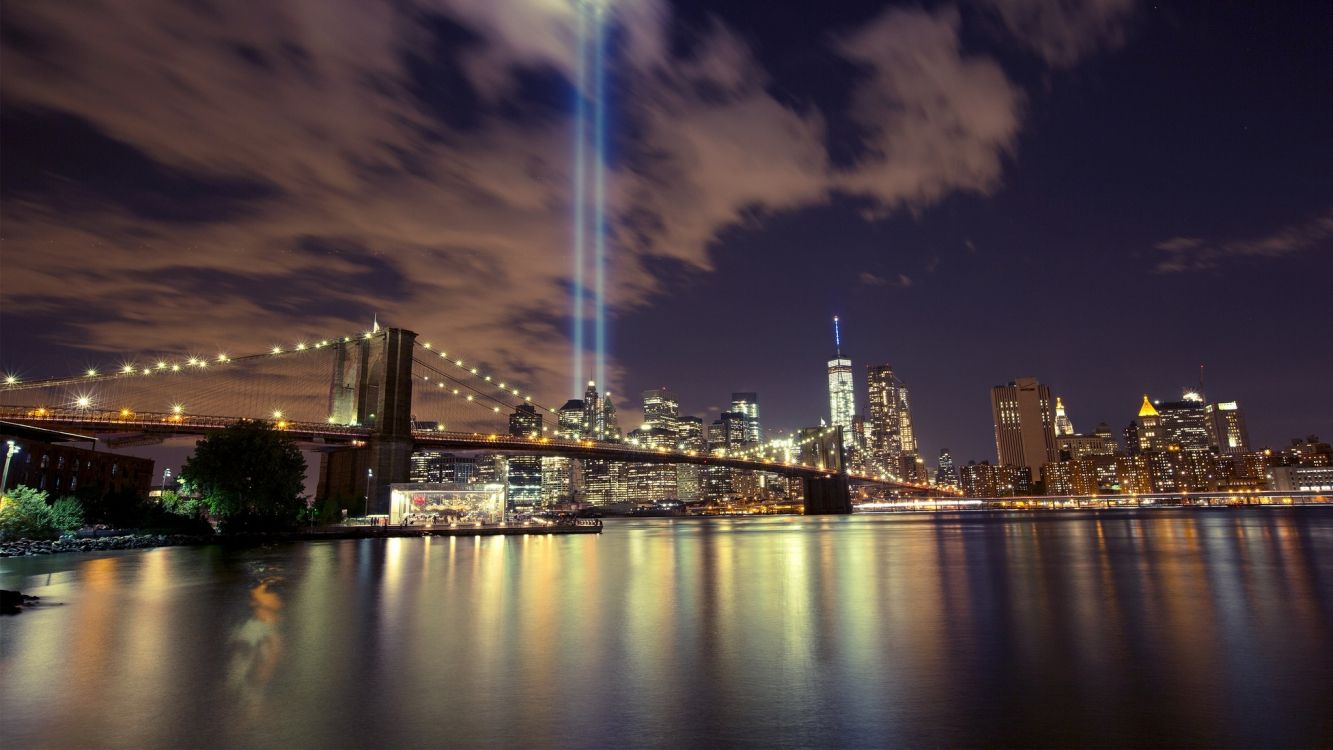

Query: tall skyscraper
left=730, top=392, right=761, bottom=445
left=642, top=389, right=680, bottom=433
left=1156, top=392, right=1214, bottom=451
left=580, top=381, right=620, bottom=441
left=1053, top=396, right=1075, bottom=436
left=1135, top=394, right=1161, bottom=452
left=991, top=377, right=1057, bottom=481
left=827, top=316, right=856, bottom=447
left=866, top=364, right=917, bottom=470
left=1207, top=401, right=1250, bottom=453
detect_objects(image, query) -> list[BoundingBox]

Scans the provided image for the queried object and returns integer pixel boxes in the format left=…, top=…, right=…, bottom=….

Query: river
left=2, top=508, right=1331, bottom=748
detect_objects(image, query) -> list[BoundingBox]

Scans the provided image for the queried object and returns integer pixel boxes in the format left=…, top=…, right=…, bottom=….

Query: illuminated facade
left=1053, top=396, right=1075, bottom=437
left=991, top=377, right=1057, bottom=481
left=936, top=448, right=959, bottom=487
left=729, top=392, right=761, bottom=445
left=827, top=317, right=856, bottom=448
left=866, top=364, right=916, bottom=472
left=642, top=388, right=680, bottom=433
left=1207, top=401, right=1250, bottom=453
left=1156, top=394, right=1213, bottom=450
left=509, top=403, right=543, bottom=438
left=388, top=483, right=504, bottom=525
left=558, top=399, right=585, bottom=439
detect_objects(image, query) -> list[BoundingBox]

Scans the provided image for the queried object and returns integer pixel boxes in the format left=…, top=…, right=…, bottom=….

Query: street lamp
left=364, top=468, right=374, bottom=518
left=1, top=440, right=20, bottom=495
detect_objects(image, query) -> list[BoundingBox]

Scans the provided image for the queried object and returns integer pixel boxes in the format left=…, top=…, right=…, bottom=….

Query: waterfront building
left=506, top=455, right=543, bottom=510
left=960, top=461, right=997, bottom=498
left=827, top=317, right=856, bottom=448
left=1268, top=465, right=1333, bottom=491
left=991, top=377, right=1057, bottom=481
left=1043, top=459, right=1097, bottom=496
left=1114, top=454, right=1153, bottom=494
left=1055, top=429, right=1118, bottom=460
left=0, top=424, right=153, bottom=499
left=583, top=459, right=628, bottom=505
left=1279, top=436, right=1331, bottom=467
left=730, top=392, right=761, bottom=445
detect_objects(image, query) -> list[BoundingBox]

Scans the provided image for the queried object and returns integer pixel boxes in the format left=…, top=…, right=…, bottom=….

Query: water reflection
left=1, top=508, right=1331, bottom=749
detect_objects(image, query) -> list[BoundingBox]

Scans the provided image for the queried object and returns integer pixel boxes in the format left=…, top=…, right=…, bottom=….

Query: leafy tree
left=0, top=486, right=83, bottom=540
left=180, top=420, right=307, bottom=532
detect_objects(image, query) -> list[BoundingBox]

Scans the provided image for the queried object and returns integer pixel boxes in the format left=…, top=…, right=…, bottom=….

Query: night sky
left=2, top=0, right=1330, bottom=466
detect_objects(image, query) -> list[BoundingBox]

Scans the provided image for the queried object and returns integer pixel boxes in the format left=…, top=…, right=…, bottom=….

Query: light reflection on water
left=1, top=508, right=1331, bottom=749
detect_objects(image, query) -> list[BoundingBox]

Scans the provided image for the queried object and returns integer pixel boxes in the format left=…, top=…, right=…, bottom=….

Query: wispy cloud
left=0, top=0, right=1116, bottom=405
left=858, top=271, right=913, bottom=288
left=980, top=0, right=1137, bottom=68
left=1154, top=209, right=1333, bottom=273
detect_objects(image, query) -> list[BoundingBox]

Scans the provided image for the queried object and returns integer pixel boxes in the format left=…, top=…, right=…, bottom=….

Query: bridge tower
left=799, top=428, right=852, bottom=515
left=316, top=328, right=416, bottom=514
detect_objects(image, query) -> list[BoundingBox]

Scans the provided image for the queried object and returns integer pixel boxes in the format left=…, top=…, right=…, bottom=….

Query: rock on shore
left=0, top=534, right=211, bottom=558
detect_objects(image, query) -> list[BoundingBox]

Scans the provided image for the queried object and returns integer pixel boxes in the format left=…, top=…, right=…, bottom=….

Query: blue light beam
left=592, top=5, right=609, bottom=390
left=570, top=0, right=589, bottom=396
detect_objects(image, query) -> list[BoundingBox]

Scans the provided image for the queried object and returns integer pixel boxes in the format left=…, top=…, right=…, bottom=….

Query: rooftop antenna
left=372, top=314, right=381, bottom=333
left=833, top=316, right=842, bottom=358
left=1199, top=363, right=1205, bottom=398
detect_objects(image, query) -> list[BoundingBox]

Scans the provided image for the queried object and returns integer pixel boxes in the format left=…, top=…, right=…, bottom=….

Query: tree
left=0, top=486, right=83, bottom=540
left=180, top=420, right=307, bottom=532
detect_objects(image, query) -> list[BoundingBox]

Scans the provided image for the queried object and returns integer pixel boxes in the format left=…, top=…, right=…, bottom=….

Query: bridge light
left=455, top=360, right=464, bottom=366
left=296, top=343, right=307, bottom=351
left=171, top=364, right=181, bottom=372
left=452, top=389, right=459, bottom=395
left=470, top=368, right=478, bottom=375
left=272, top=346, right=282, bottom=354
left=498, top=382, right=505, bottom=388
left=172, top=404, right=184, bottom=415
left=121, top=365, right=134, bottom=374
left=3, top=375, right=16, bottom=385
left=156, top=361, right=167, bottom=369
left=272, top=410, right=284, bottom=420
left=76, top=396, right=92, bottom=408
left=120, top=408, right=132, bottom=418
left=327, top=416, right=337, bottom=424
left=276, top=420, right=289, bottom=429
left=86, top=368, right=97, bottom=377
left=217, top=354, right=229, bottom=363
left=483, top=375, right=491, bottom=382
left=423, top=343, right=432, bottom=349
left=363, top=331, right=373, bottom=339
left=493, top=406, right=500, bottom=413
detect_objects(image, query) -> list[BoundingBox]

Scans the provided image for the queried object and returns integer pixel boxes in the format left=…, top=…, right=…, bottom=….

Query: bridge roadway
left=0, top=407, right=939, bottom=492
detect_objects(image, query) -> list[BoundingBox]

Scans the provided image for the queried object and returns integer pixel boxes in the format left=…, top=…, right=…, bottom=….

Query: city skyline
left=2, top=0, right=1331, bottom=465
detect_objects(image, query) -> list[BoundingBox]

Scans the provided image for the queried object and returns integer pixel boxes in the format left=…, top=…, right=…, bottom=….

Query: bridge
left=0, top=327, right=940, bottom=513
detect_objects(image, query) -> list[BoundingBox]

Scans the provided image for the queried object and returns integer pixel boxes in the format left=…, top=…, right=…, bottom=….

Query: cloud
left=858, top=271, right=913, bottom=288
left=0, top=0, right=1107, bottom=417
left=979, top=0, right=1137, bottom=68
left=1153, top=209, right=1333, bottom=273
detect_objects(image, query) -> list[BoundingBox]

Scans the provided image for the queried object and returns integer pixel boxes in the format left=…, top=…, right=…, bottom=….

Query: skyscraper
left=557, top=399, right=585, bottom=439
left=1053, top=396, right=1075, bottom=437
left=827, top=317, right=855, bottom=447
left=1135, top=394, right=1161, bottom=452
left=508, top=403, right=542, bottom=438
left=1207, top=401, right=1250, bottom=453
left=991, top=377, right=1057, bottom=481
left=866, top=364, right=917, bottom=470
left=729, top=392, right=761, bottom=445
left=642, top=388, right=680, bottom=433
left=936, top=448, right=959, bottom=488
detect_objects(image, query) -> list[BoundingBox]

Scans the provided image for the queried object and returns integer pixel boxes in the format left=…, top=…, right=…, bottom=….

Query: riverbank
left=0, top=521, right=603, bottom=559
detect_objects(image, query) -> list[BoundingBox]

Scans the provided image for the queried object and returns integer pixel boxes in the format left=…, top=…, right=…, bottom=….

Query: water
left=2, top=509, right=1331, bottom=749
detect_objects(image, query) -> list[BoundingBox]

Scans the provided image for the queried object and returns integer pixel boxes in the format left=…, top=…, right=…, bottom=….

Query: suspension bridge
left=0, top=327, right=938, bottom=513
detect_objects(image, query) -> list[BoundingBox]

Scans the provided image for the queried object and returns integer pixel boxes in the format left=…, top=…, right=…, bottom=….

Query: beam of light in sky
left=592, top=3, right=609, bottom=391
left=571, top=0, right=588, bottom=396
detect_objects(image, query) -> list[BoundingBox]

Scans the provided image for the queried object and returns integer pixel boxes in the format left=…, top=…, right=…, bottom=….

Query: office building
left=936, top=448, right=959, bottom=488
left=827, top=317, right=856, bottom=447
left=557, top=399, right=585, bottom=439
left=866, top=364, right=917, bottom=470
left=730, top=392, right=761, bottom=445
left=991, top=377, right=1057, bottom=481
left=642, top=389, right=680, bottom=433
left=1156, top=393, right=1213, bottom=450
left=1207, top=401, right=1250, bottom=453
left=509, top=403, right=542, bottom=438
